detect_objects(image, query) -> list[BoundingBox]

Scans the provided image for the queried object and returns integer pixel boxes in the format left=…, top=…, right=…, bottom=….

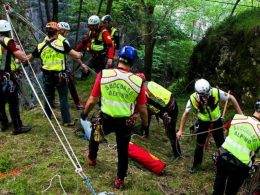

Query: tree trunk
left=144, top=35, right=156, bottom=81
left=143, top=4, right=155, bottom=81
left=44, top=0, right=51, bottom=22
left=75, top=0, right=83, bottom=46
left=106, top=0, right=113, bottom=14
left=73, top=0, right=83, bottom=71
left=52, top=0, right=58, bottom=21
left=97, top=0, right=104, bottom=15
left=230, top=0, right=240, bottom=16
left=38, top=0, right=44, bottom=30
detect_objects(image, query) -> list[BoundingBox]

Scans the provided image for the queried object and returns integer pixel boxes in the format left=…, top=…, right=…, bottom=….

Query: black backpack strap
left=39, top=38, right=65, bottom=55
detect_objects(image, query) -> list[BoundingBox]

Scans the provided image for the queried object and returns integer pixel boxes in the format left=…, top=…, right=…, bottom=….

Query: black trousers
left=213, top=156, right=250, bottom=195
left=193, top=118, right=224, bottom=166
left=67, top=74, right=81, bottom=106
left=88, top=114, right=131, bottom=180
left=0, top=80, right=22, bottom=131
left=164, top=101, right=180, bottom=158
left=147, top=99, right=181, bottom=158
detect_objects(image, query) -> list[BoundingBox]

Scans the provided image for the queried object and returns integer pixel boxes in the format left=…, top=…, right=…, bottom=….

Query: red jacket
left=75, top=26, right=114, bottom=59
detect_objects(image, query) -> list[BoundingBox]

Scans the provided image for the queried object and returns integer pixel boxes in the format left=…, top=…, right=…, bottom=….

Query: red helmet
left=136, top=73, right=146, bottom=81
left=45, top=22, right=60, bottom=31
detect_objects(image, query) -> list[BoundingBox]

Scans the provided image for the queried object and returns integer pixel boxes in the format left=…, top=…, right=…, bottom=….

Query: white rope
left=42, top=174, right=67, bottom=194
left=107, top=144, right=117, bottom=150
left=130, top=133, right=143, bottom=140
left=181, top=125, right=225, bottom=137
left=4, top=6, right=114, bottom=195
left=6, top=11, right=85, bottom=178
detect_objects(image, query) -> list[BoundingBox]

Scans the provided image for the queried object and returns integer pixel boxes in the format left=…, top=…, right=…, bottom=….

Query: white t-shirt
left=185, top=89, right=229, bottom=113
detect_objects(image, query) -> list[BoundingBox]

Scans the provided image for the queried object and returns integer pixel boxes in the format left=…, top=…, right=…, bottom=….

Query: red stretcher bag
left=128, top=142, right=166, bottom=175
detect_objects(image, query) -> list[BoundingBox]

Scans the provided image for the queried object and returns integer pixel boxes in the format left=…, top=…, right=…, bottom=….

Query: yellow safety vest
left=58, top=34, right=68, bottom=44
left=90, top=29, right=108, bottom=52
left=222, top=114, right=260, bottom=166
left=145, top=81, right=172, bottom=113
left=190, top=88, right=221, bottom=121
left=0, top=37, right=19, bottom=71
left=37, top=37, right=66, bottom=71
left=111, top=27, right=117, bottom=38
left=100, top=69, right=142, bottom=117
left=110, top=27, right=117, bottom=46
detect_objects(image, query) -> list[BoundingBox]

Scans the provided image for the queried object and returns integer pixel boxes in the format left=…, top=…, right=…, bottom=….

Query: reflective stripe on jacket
left=100, top=69, right=142, bottom=117
left=0, top=37, right=18, bottom=71
left=37, top=37, right=65, bottom=71
left=222, top=114, right=260, bottom=166
left=145, top=81, right=171, bottom=114
left=190, top=88, right=221, bottom=121
left=90, top=29, right=107, bottom=52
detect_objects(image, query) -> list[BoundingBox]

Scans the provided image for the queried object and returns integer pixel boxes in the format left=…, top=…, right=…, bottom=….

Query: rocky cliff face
left=187, top=9, right=260, bottom=105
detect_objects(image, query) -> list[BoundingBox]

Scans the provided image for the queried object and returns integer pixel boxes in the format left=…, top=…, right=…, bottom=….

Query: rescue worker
left=176, top=78, right=243, bottom=173
left=75, top=15, right=114, bottom=75
left=81, top=46, right=148, bottom=189
left=136, top=73, right=181, bottom=161
left=0, top=20, right=32, bottom=135
left=27, top=22, right=84, bottom=126
left=213, top=100, right=260, bottom=195
left=101, top=15, right=120, bottom=60
left=57, top=22, right=85, bottom=110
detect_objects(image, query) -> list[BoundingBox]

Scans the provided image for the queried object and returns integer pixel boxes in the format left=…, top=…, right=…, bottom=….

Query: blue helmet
left=119, top=46, right=138, bottom=65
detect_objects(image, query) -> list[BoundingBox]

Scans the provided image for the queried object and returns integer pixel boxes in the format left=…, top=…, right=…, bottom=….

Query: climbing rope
left=181, top=124, right=226, bottom=137
left=3, top=5, right=104, bottom=194
left=42, top=175, right=67, bottom=194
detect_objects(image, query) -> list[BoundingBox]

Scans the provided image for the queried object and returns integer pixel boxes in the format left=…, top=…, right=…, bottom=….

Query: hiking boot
left=87, top=156, right=96, bottom=166
left=113, top=178, right=125, bottom=189
left=63, top=121, right=75, bottom=127
left=189, top=164, right=200, bottom=174
left=13, top=125, right=32, bottom=135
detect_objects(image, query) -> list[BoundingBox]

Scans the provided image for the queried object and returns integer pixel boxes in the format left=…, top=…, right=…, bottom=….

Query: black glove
left=80, top=111, right=87, bottom=120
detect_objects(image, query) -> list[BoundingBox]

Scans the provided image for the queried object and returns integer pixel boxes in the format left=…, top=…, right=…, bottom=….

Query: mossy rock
left=187, top=9, right=260, bottom=106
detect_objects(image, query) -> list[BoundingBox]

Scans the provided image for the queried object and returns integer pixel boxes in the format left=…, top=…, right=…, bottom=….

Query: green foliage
left=151, top=39, right=195, bottom=85
left=212, top=8, right=260, bottom=33
left=167, top=77, right=187, bottom=95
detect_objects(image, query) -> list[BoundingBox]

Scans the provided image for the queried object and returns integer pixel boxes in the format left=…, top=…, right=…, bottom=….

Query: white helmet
left=194, top=79, right=211, bottom=96
left=88, top=15, right=100, bottom=25
left=0, top=20, right=11, bottom=32
left=58, top=22, right=70, bottom=31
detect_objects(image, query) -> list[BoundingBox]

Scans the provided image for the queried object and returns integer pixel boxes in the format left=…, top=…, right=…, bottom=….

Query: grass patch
left=0, top=76, right=253, bottom=194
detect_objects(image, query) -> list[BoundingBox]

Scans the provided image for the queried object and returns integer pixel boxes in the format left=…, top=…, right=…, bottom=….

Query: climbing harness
left=90, top=111, right=105, bottom=143
left=3, top=4, right=111, bottom=194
